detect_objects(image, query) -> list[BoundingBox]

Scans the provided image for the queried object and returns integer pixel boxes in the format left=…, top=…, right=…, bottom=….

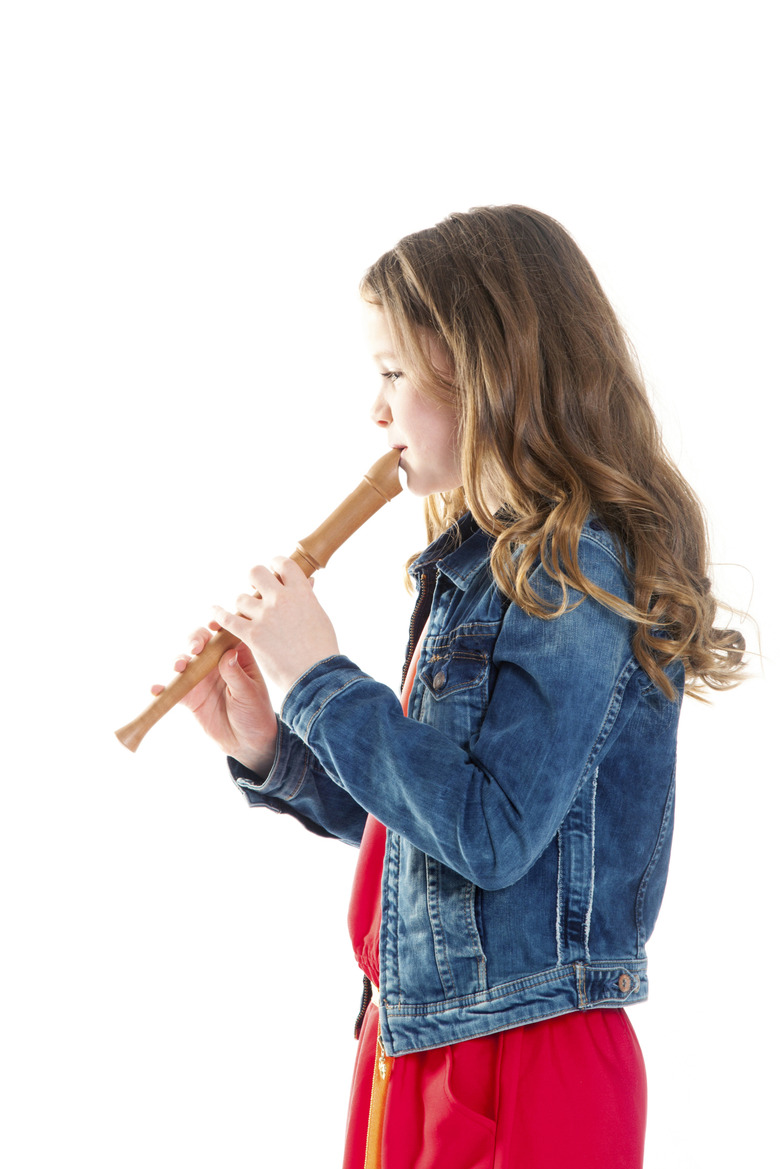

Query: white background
left=1, top=1, right=777, bottom=1165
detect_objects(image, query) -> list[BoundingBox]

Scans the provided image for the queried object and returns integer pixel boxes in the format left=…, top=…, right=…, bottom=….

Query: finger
left=218, top=646, right=272, bottom=706
left=212, top=604, right=250, bottom=637
left=187, top=627, right=213, bottom=655
left=151, top=648, right=193, bottom=694
left=214, top=641, right=257, bottom=674
left=235, top=592, right=263, bottom=618
left=248, top=563, right=284, bottom=595
left=218, top=647, right=255, bottom=690
left=270, top=555, right=309, bottom=587
left=234, top=641, right=263, bottom=680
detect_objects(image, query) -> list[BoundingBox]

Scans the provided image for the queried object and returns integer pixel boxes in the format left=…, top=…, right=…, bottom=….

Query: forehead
left=362, top=302, right=396, bottom=360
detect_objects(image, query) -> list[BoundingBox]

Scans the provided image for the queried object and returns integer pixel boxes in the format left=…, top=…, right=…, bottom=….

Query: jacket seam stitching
left=555, top=831, right=563, bottom=965
left=384, top=959, right=648, bottom=1016
left=284, top=749, right=309, bottom=802
left=582, top=657, right=638, bottom=774
left=296, top=675, right=370, bottom=743
left=583, top=768, right=599, bottom=961
left=635, top=770, right=676, bottom=949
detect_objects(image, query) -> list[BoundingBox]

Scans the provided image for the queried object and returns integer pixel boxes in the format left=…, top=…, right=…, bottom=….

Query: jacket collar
left=409, top=513, right=493, bottom=591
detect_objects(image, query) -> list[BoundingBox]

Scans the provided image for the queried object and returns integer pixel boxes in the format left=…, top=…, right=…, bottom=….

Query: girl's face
left=364, top=303, right=462, bottom=498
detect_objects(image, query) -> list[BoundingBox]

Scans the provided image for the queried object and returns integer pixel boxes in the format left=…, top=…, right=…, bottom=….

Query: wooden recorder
left=115, top=449, right=403, bottom=752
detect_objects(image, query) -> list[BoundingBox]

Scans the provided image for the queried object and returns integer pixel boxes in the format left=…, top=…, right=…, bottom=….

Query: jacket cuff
left=280, top=655, right=374, bottom=745
left=227, top=717, right=309, bottom=807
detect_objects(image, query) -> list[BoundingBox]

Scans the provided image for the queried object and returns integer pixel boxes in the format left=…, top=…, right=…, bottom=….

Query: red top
left=346, top=622, right=427, bottom=987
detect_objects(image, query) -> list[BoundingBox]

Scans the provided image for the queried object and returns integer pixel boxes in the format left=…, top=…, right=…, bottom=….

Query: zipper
left=377, top=1032, right=388, bottom=1080
left=401, top=570, right=432, bottom=690
left=355, top=575, right=431, bottom=1047
left=353, top=974, right=373, bottom=1040
left=363, top=1030, right=393, bottom=1169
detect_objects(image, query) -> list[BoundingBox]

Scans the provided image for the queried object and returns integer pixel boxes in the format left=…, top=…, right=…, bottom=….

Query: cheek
left=428, top=407, right=460, bottom=457
left=422, top=416, right=462, bottom=487
left=412, top=389, right=456, bottom=438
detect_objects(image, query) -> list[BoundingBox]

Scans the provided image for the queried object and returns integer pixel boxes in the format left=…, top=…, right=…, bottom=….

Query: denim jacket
left=229, top=513, right=683, bottom=1057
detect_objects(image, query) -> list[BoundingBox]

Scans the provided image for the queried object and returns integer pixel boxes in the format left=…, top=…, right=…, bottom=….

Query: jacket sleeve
left=228, top=717, right=368, bottom=848
left=278, top=553, right=654, bottom=890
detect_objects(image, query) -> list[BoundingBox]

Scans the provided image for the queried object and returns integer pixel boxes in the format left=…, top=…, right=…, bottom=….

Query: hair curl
left=361, top=204, right=745, bottom=700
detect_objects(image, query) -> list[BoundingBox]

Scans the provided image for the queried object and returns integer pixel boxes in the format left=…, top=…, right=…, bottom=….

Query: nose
left=370, top=388, right=391, bottom=428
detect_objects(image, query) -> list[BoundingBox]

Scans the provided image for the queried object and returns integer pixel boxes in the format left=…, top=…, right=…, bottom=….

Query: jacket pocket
left=425, top=854, right=489, bottom=997
left=420, top=648, right=489, bottom=698
left=417, top=628, right=491, bottom=749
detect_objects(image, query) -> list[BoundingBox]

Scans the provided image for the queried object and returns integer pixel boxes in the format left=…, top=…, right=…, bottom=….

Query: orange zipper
left=363, top=1031, right=394, bottom=1169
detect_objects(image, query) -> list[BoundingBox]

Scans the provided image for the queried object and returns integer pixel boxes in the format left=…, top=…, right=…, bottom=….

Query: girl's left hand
left=212, top=556, right=340, bottom=696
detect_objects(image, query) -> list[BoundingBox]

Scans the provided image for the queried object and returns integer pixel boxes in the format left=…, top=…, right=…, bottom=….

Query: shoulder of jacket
left=579, top=519, right=629, bottom=569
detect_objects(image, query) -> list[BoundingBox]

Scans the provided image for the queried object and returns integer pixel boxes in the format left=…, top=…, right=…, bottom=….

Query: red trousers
left=343, top=1001, right=646, bottom=1168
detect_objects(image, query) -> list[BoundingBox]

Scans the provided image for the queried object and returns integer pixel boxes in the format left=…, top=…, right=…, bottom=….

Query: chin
left=411, top=484, right=452, bottom=500
left=405, top=476, right=436, bottom=498
left=403, top=463, right=461, bottom=498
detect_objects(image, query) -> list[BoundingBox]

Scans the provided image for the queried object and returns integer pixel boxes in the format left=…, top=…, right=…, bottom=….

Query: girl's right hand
left=151, top=623, right=278, bottom=777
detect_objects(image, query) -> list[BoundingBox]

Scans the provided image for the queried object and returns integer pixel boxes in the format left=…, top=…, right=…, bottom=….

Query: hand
left=212, top=557, right=340, bottom=696
left=152, top=625, right=278, bottom=776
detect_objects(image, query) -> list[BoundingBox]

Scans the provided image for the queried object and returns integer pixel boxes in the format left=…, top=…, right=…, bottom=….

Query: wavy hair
left=360, top=205, right=744, bottom=699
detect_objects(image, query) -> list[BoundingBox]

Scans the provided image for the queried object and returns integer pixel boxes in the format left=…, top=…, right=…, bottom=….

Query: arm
left=227, top=718, right=369, bottom=847
left=156, top=624, right=368, bottom=846
left=278, top=562, right=647, bottom=890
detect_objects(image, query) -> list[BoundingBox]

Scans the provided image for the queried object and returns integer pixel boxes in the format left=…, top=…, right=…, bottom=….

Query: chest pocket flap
left=419, top=648, right=489, bottom=699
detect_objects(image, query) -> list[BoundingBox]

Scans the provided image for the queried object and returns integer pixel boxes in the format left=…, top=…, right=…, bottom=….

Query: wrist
left=231, top=720, right=280, bottom=780
left=278, top=652, right=342, bottom=701
left=232, top=746, right=275, bottom=781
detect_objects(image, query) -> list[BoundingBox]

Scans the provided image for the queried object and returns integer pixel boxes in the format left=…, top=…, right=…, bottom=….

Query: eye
left=382, top=371, right=403, bottom=383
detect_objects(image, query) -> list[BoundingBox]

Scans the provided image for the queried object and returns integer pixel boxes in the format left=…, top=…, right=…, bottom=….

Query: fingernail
left=189, top=641, right=199, bottom=653
left=228, top=653, right=238, bottom=667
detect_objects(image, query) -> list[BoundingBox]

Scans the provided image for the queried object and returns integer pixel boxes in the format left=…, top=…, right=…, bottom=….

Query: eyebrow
left=372, top=351, right=397, bottom=361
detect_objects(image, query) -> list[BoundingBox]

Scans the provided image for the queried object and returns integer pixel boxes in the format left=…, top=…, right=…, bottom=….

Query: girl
left=163, top=206, right=744, bottom=1167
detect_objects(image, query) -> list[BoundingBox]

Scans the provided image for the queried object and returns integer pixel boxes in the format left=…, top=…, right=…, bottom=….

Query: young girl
left=163, top=206, right=744, bottom=1167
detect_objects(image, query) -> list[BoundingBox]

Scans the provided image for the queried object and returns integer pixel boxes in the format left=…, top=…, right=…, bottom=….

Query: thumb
left=234, top=641, right=264, bottom=683
left=218, top=647, right=271, bottom=706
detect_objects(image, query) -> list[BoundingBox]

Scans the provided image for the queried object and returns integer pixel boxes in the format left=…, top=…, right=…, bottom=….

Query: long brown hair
left=360, top=205, right=744, bottom=699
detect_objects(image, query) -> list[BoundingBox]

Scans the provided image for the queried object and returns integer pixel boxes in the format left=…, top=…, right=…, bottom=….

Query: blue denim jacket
left=229, top=513, right=683, bottom=1056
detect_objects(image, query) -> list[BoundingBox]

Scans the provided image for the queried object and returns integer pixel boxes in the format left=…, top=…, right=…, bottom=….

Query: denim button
left=432, top=671, right=447, bottom=691
left=618, top=974, right=632, bottom=993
